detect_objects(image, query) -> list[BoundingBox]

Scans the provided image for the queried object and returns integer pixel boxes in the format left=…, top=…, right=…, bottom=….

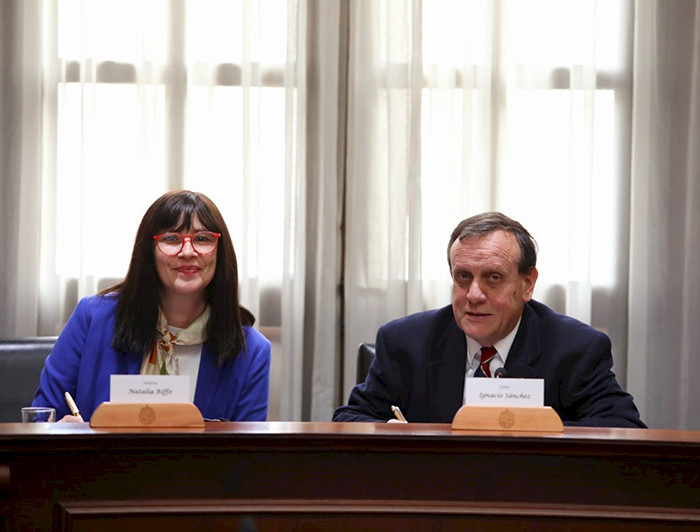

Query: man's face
left=450, top=230, right=537, bottom=347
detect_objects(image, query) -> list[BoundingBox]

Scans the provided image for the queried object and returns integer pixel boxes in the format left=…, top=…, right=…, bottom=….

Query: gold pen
left=391, top=405, right=407, bottom=423
left=64, top=391, right=84, bottom=421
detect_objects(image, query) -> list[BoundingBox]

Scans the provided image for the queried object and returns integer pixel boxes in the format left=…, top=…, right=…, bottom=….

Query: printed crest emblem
left=498, top=408, right=515, bottom=429
left=139, top=405, right=156, bottom=425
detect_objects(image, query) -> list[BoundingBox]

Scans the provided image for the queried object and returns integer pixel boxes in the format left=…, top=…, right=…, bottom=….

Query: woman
left=32, top=190, right=271, bottom=422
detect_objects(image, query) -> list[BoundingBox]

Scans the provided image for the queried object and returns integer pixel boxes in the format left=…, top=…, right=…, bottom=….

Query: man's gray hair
left=447, top=212, right=538, bottom=274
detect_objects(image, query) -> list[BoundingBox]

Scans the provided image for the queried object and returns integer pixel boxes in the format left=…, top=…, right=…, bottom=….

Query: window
left=418, top=0, right=631, bottom=315
left=48, top=0, right=296, bottom=327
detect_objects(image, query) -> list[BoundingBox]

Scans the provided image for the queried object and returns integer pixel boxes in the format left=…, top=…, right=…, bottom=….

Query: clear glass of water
left=21, top=407, right=56, bottom=423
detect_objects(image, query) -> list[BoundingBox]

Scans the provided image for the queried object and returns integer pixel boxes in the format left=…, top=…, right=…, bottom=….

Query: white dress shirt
left=462, top=316, right=522, bottom=405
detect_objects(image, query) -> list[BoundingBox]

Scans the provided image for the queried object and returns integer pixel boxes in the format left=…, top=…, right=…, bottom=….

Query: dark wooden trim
left=0, top=422, right=698, bottom=530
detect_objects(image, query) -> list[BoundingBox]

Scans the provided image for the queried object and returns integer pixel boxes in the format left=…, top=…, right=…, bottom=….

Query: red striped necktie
left=479, top=346, right=497, bottom=378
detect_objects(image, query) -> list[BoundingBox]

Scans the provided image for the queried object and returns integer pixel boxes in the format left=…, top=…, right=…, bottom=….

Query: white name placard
left=465, top=378, right=544, bottom=407
left=110, top=375, right=190, bottom=403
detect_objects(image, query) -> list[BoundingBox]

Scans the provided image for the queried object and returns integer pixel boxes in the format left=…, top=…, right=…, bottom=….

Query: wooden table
left=1, top=422, right=699, bottom=530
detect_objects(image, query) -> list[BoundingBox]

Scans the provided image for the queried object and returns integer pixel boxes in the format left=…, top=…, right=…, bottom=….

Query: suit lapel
left=193, top=342, right=218, bottom=414
left=429, top=315, right=467, bottom=422
left=504, top=303, right=541, bottom=379
left=122, top=351, right=144, bottom=374
left=426, top=303, right=542, bottom=422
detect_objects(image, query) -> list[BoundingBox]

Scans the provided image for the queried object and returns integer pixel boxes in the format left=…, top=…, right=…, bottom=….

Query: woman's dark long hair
left=101, top=190, right=255, bottom=364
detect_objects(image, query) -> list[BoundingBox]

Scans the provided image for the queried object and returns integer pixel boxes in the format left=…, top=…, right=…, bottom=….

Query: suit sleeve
left=31, top=298, right=91, bottom=419
left=332, top=327, right=403, bottom=422
left=560, top=333, right=646, bottom=428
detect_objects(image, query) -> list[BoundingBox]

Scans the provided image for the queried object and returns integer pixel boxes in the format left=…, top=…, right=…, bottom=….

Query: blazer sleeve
left=332, top=327, right=402, bottom=422
left=31, top=298, right=92, bottom=419
left=559, top=332, right=646, bottom=428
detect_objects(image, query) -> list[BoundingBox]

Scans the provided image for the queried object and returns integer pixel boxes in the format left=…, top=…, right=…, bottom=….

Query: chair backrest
left=0, top=337, right=56, bottom=422
left=356, top=342, right=376, bottom=384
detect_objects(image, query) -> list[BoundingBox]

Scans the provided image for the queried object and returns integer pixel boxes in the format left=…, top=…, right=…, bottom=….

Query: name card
left=465, top=378, right=544, bottom=407
left=110, top=375, right=190, bottom=403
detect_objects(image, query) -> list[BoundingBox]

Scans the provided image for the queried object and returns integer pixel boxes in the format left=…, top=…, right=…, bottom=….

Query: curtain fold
left=279, top=0, right=308, bottom=421
left=302, top=0, right=345, bottom=421
left=0, top=0, right=44, bottom=337
left=628, top=0, right=700, bottom=429
left=343, top=1, right=422, bottom=397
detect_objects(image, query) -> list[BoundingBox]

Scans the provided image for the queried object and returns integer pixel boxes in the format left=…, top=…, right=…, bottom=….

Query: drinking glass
left=21, top=407, right=56, bottom=423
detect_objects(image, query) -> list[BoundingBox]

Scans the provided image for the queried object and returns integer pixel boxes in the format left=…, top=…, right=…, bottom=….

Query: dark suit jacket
left=333, top=300, right=645, bottom=428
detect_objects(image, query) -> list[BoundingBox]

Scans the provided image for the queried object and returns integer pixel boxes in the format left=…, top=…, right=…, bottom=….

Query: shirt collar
left=465, top=315, right=522, bottom=368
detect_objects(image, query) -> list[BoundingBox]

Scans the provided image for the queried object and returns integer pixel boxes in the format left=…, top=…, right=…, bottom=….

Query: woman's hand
left=58, top=414, right=84, bottom=423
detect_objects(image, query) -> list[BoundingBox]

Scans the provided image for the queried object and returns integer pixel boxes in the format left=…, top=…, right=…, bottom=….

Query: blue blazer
left=32, top=295, right=271, bottom=422
left=333, top=300, right=645, bottom=427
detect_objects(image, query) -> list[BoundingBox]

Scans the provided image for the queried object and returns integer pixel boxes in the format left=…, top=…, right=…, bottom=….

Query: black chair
left=356, top=342, right=376, bottom=384
left=0, top=337, right=56, bottom=422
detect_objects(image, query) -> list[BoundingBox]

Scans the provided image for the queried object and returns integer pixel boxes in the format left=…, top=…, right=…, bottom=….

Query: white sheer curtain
left=3, top=0, right=699, bottom=429
left=628, top=0, right=700, bottom=429
left=0, top=0, right=45, bottom=338
left=0, top=0, right=307, bottom=422
left=343, top=0, right=636, bottom=400
left=343, top=0, right=425, bottom=398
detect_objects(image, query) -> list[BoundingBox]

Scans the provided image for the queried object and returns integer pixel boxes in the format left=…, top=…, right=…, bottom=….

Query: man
left=333, top=212, right=645, bottom=427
